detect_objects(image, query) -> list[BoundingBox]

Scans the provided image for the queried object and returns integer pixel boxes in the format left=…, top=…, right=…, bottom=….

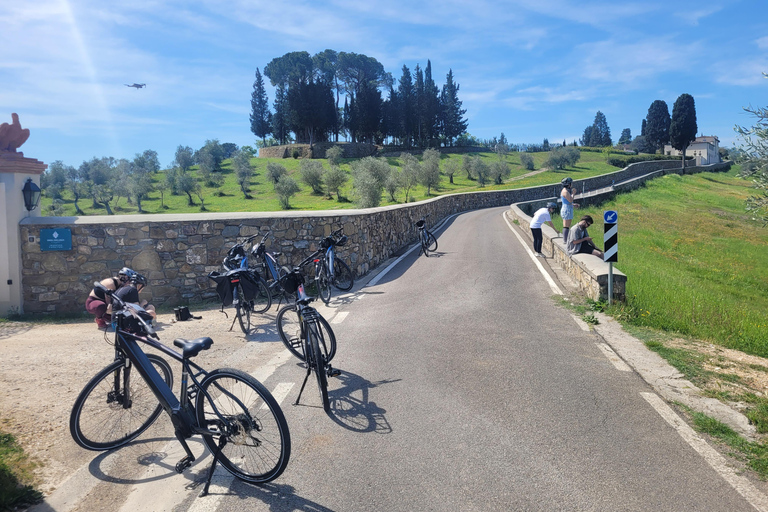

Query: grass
left=551, top=166, right=768, bottom=359
left=0, top=432, right=43, bottom=511
left=40, top=150, right=614, bottom=216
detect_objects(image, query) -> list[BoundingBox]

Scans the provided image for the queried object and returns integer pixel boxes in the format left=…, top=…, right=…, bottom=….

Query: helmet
left=546, top=202, right=558, bottom=210
left=131, top=273, right=148, bottom=287
left=561, top=177, right=573, bottom=187
left=118, top=267, right=137, bottom=282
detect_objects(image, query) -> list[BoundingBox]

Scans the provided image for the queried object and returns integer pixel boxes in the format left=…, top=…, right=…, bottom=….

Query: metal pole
left=608, top=262, right=613, bottom=305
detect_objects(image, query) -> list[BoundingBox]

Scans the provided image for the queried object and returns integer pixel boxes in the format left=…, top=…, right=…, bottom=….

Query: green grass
left=0, top=432, right=43, bottom=511
left=40, top=150, right=613, bottom=216
left=552, top=167, right=768, bottom=359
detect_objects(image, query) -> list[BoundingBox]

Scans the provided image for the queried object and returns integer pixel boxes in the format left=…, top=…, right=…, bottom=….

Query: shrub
left=519, top=153, right=534, bottom=170
left=545, top=146, right=581, bottom=170
left=266, top=162, right=287, bottom=188
left=299, top=160, right=325, bottom=194
left=326, top=146, right=343, bottom=166
left=274, top=175, right=300, bottom=209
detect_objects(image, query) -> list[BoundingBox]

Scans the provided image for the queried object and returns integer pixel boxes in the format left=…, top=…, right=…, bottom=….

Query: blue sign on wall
left=40, top=228, right=72, bottom=251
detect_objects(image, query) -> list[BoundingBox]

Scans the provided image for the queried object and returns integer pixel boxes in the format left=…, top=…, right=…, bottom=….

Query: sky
left=2, top=0, right=767, bottom=169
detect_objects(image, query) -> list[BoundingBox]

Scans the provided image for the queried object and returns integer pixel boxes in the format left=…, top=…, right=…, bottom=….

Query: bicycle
left=208, top=235, right=271, bottom=334
left=250, top=231, right=294, bottom=307
left=276, top=268, right=340, bottom=413
left=69, top=283, right=291, bottom=497
left=314, top=228, right=354, bottom=304
left=416, top=218, right=438, bottom=257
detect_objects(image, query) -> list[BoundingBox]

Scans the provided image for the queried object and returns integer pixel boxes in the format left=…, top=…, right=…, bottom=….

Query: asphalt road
left=33, top=206, right=766, bottom=512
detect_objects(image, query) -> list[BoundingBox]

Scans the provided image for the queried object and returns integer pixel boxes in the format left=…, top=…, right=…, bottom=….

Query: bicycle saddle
left=173, top=337, right=213, bottom=358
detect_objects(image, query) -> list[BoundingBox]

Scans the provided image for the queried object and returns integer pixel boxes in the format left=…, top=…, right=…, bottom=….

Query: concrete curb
left=592, top=312, right=757, bottom=440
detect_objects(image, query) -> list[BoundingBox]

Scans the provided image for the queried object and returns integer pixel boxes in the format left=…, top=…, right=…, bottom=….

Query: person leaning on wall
left=530, top=201, right=559, bottom=258
left=85, top=267, right=134, bottom=330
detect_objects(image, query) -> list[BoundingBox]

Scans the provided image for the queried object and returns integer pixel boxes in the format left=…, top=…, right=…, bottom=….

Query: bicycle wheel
left=420, top=231, right=430, bottom=257
left=195, top=368, right=290, bottom=483
left=276, top=305, right=337, bottom=362
left=235, top=285, right=251, bottom=334
left=332, top=259, right=354, bottom=291
left=70, top=354, right=172, bottom=451
left=425, top=230, right=438, bottom=253
left=317, top=264, right=332, bottom=304
left=250, top=277, right=272, bottom=314
left=307, top=324, right=330, bottom=413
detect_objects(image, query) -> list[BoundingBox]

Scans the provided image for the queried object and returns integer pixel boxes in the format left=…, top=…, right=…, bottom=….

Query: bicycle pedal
left=175, top=456, right=193, bottom=473
left=327, top=368, right=341, bottom=378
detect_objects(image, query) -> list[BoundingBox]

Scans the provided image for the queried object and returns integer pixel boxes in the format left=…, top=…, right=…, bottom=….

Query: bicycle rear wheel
left=332, top=259, right=354, bottom=291
left=308, top=324, right=330, bottom=413
left=70, top=354, right=172, bottom=451
left=276, top=305, right=337, bottom=362
left=235, top=285, right=251, bottom=334
left=196, top=368, right=290, bottom=483
left=250, top=277, right=272, bottom=314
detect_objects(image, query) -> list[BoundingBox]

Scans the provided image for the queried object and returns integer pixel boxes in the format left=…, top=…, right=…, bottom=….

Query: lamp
left=22, top=178, right=41, bottom=212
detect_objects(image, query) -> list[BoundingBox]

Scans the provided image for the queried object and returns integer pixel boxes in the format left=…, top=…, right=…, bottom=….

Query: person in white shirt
left=530, top=202, right=559, bottom=258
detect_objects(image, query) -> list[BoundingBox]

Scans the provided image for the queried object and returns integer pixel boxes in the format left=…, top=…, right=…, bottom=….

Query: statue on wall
left=0, top=113, right=31, bottom=152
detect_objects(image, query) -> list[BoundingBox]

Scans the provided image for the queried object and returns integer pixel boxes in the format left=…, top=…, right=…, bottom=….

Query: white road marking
left=502, top=212, right=563, bottom=296
left=595, top=342, right=632, bottom=372
left=641, top=392, right=768, bottom=512
left=331, top=311, right=349, bottom=324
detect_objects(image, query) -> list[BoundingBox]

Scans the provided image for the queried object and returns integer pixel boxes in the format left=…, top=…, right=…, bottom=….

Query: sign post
left=603, top=211, right=618, bottom=304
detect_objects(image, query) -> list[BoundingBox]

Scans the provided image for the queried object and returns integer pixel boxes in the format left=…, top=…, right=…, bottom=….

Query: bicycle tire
left=70, top=354, right=173, bottom=451
left=425, top=231, right=438, bottom=253
left=195, top=368, right=290, bottom=483
left=250, top=277, right=272, bottom=314
left=276, top=305, right=337, bottom=362
left=317, top=264, right=332, bottom=304
left=308, top=324, right=331, bottom=413
left=420, top=231, right=430, bottom=257
left=235, top=285, right=251, bottom=334
left=332, top=258, right=354, bottom=291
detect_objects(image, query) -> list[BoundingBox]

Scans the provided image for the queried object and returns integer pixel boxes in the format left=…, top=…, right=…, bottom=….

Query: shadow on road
left=326, top=370, right=397, bottom=433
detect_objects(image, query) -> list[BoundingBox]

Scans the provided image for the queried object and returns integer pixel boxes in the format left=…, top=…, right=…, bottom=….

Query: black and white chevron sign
left=603, top=210, right=617, bottom=262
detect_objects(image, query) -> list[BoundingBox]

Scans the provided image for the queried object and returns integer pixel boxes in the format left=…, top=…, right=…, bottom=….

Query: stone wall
left=17, top=159, right=732, bottom=315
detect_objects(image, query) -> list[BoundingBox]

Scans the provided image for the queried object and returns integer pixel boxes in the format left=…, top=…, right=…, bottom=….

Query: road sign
left=603, top=211, right=617, bottom=263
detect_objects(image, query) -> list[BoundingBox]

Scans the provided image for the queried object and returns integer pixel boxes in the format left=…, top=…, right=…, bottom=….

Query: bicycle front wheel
left=250, top=277, right=272, bottom=314
left=276, top=305, right=337, bottom=362
left=308, top=325, right=330, bottom=413
left=425, top=230, right=438, bottom=253
left=332, top=259, right=354, bottom=291
left=235, top=285, right=252, bottom=334
left=196, top=369, right=291, bottom=483
left=70, top=354, right=173, bottom=451
left=317, top=265, right=332, bottom=304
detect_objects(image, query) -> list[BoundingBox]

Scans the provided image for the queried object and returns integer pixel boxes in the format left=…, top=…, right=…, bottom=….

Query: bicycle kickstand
left=294, top=366, right=312, bottom=406
left=200, top=435, right=228, bottom=497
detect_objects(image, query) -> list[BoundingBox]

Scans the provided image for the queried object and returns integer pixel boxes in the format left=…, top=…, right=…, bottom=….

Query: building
left=664, top=135, right=720, bottom=165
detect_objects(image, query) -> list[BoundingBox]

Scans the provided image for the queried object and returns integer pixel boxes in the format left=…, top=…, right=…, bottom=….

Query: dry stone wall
left=18, top=159, right=732, bottom=315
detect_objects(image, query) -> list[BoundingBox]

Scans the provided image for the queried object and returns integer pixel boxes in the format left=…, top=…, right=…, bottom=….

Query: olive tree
left=735, top=79, right=768, bottom=226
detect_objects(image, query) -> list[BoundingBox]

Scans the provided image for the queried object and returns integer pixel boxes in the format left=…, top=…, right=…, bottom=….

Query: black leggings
left=531, top=228, right=543, bottom=253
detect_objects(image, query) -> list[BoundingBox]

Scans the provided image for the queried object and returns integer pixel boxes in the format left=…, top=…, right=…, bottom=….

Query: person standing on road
left=530, top=202, right=559, bottom=258
left=560, top=177, right=579, bottom=243
left=566, top=215, right=604, bottom=259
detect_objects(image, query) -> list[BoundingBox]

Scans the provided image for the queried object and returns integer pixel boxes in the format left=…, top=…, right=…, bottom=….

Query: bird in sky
left=124, top=83, right=146, bottom=89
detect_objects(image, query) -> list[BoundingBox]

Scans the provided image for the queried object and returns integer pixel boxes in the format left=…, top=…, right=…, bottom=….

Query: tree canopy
left=645, top=100, right=671, bottom=153
left=670, top=93, right=698, bottom=161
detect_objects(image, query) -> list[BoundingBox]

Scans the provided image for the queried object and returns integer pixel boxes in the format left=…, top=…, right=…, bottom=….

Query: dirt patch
left=0, top=305, right=284, bottom=495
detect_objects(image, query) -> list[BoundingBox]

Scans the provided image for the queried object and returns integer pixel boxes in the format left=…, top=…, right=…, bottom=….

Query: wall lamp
left=22, top=177, right=41, bottom=212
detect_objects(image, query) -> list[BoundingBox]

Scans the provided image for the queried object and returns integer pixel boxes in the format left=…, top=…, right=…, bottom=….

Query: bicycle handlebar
left=93, top=282, right=158, bottom=339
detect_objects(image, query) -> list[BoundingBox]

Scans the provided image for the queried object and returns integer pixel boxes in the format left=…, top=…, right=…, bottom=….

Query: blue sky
left=3, top=0, right=767, bottom=169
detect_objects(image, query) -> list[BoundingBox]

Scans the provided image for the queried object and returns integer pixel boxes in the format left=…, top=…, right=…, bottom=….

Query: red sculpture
left=0, top=113, right=31, bottom=152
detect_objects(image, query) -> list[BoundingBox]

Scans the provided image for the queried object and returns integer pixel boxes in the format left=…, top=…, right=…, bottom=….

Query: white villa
left=664, top=135, right=721, bottom=165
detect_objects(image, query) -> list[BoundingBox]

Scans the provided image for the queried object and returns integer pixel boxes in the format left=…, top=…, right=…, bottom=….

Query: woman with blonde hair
left=560, top=177, right=579, bottom=243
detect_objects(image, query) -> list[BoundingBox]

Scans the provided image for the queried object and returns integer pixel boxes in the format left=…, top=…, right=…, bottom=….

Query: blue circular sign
left=604, top=210, right=618, bottom=223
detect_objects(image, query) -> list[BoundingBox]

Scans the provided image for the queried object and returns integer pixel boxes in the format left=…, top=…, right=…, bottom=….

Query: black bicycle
left=208, top=235, right=271, bottom=334
left=416, top=218, right=438, bottom=257
left=70, top=284, right=290, bottom=496
left=276, top=269, right=339, bottom=413
left=314, top=228, right=355, bottom=303
left=250, top=231, right=294, bottom=307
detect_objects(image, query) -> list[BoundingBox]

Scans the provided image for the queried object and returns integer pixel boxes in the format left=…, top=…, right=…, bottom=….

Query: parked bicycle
left=314, top=228, right=354, bottom=304
left=276, top=268, right=340, bottom=413
left=416, top=218, right=438, bottom=257
left=208, top=235, right=271, bottom=334
left=250, top=231, right=294, bottom=307
left=70, top=282, right=290, bottom=497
